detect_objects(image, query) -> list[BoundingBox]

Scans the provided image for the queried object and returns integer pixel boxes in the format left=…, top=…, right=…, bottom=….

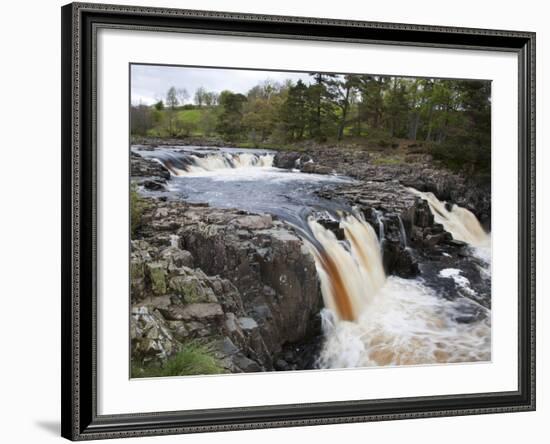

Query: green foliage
left=280, top=79, right=310, bottom=142
left=130, top=183, right=149, bottom=237
left=131, top=78, right=491, bottom=175
left=131, top=342, right=224, bottom=378
left=174, top=109, right=201, bottom=137
left=216, top=91, right=247, bottom=141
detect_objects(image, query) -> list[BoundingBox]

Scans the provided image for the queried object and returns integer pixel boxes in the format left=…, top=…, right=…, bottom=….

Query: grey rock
left=160, top=246, right=194, bottom=268
left=238, top=317, right=259, bottom=332
left=273, top=151, right=301, bottom=169
left=158, top=303, right=224, bottom=322
left=146, top=262, right=167, bottom=295
left=233, top=354, right=262, bottom=372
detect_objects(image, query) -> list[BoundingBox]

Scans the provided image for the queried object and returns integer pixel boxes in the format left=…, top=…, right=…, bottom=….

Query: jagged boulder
left=131, top=150, right=170, bottom=180
left=273, top=151, right=302, bottom=169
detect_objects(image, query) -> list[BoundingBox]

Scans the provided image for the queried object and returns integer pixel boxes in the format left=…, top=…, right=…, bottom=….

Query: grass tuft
left=131, top=342, right=225, bottom=378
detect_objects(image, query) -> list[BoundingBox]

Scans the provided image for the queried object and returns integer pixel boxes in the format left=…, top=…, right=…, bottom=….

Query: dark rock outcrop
left=317, top=181, right=490, bottom=309
left=130, top=151, right=171, bottom=192
left=131, top=201, right=323, bottom=372
left=130, top=144, right=491, bottom=373
left=273, top=151, right=302, bottom=169
left=274, top=146, right=490, bottom=230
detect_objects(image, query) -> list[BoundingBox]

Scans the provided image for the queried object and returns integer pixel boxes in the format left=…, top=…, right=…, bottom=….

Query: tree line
left=131, top=73, right=491, bottom=175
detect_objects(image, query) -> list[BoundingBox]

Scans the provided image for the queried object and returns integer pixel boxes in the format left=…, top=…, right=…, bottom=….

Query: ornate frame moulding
left=61, top=2, right=535, bottom=440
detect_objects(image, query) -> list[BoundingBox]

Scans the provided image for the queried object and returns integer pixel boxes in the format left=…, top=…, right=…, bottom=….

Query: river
left=134, top=145, right=492, bottom=368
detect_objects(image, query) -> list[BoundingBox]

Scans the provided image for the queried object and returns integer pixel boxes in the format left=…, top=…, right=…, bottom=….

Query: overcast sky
left=131, top=64, right=313, bottom=105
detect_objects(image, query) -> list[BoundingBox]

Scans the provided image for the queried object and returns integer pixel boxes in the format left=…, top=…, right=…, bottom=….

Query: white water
left=139, top=145, right=492, bottom=368
left=306, top=213, right=385, bottom=321
left=408, top=188, right=490, bottom=248
left=308, top=205, right=491, bottom=368
left=170, top=152, right=274, bottom=176
left=317, top=277, right=490, bottom=368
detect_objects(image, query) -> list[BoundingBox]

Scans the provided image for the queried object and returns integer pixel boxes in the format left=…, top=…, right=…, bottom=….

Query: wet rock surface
left=274, top=146, right=491, bottom=230
left=273, top=146, right=491, bottom=312
left=131, top=151, right=171, bottom=191
left=317, top=181, right=490, bottom=310
left=130, top=143, right=491, bottom=373
left=131, top=200, right=323, bottom=372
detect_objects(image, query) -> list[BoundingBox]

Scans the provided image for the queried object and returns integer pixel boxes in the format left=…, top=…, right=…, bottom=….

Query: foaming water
left=135, top=146, right=274, bottom=175
left=317, top=277, right=491, bottom=368
left=306, top=213, right=491, bottom=369
left=135, top=146, right=492, bottom=368
left=408, top=188, right=490, bottom=248
left=305, top=214, right=385, bottom=321
left=178, top=152, right=274, bottom=175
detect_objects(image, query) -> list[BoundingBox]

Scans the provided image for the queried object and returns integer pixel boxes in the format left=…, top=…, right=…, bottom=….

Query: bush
left=363, top=128, right=395, bottom=151
left=131, top=342, right=224, bottom=378
left=430, top=139, right=490, bottom=177
left=130, top=183, right=149, bottom=236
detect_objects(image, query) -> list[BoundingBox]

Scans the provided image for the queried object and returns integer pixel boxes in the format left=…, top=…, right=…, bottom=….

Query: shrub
left=430, top=139, right=490, bottom=177
left=131, top=342, right=224, bottom=378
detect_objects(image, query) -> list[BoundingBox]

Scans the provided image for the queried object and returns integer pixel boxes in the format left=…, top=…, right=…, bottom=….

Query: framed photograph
left=61, top=2, right=536, bottom=440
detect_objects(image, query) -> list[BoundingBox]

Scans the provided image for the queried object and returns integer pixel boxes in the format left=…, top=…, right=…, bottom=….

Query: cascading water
left=135, top=146, right=274, bottom=176
left=407, top=188, right=490, bottom=248
left=396, top=214, right=408, bottom=248
left=136, top=144, right=491, bottom=369
left=307, top=200, right=491, bottom=368
left=305, top=213, right=385, bottom=321
left=317, top=276, right=491, bottom=368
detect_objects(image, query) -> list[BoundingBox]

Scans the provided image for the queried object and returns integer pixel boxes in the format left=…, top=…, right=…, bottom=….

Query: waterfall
left=408, top=188, right=490, bottom=247
left=305, top=213, right=386, bottom=321
left=304, top=209, right=490, bottom=368
left=396, top=215, right=408, bottom=248
left=317, top=277, right=491, bottom=368
left=142, top=150, right=275, bottom=176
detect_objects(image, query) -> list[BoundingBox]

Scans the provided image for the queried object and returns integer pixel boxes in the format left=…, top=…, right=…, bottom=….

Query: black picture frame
left=61, top=2, right=536, bottom=440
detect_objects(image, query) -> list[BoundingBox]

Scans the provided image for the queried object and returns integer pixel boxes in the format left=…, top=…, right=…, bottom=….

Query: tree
left=281, top=80, right=309, bottom=141
left=166, top=87, right=178, bottom=109
left=130, top=104, right=153, bottom=136
left=242, top=89, right=283, bottom=143
left=406, top=79, right=422, bottom=140
left=203, top=91, right=219, bottom=107
left=307, top=73, right=338, bottom=141
left=216, top=91, right=247, bottom=141
left=329, top=75, right=358, bottom=141
left=177, top=88, right=189, bottom=106
left=356, top=75, right=388, bottom=132
left=165, top=86, right=179, bottom=136
left=385, top=77, right=409, bottom=137
left=247, top=80, right=281, bottom=101
left=129, top=74, right=490, bottom=176
left=194, top=86, right=207, bottom=107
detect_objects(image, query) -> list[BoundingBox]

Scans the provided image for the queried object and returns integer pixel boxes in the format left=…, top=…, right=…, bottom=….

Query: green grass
left=176, top=108, right=204, bottom=124
left=371, top=156, right=404, bottom=166
left=131, top=342, right=225, bottom=378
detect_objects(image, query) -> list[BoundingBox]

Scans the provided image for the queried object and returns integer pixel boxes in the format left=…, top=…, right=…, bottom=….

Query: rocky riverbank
left=273, top=146, right=491, bottom=230
left=130, top=143, right=491, bottom=375
left=273, top=148, right=491, bottom=309
left=131, top=199, right=323, bottom=373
